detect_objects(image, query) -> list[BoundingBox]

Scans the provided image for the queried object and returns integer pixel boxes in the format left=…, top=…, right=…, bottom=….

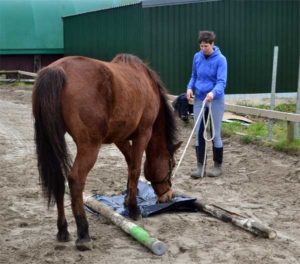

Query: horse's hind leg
left=56, top=191, right=70, bottom=242
left=68, top=143, right=100, bottom=251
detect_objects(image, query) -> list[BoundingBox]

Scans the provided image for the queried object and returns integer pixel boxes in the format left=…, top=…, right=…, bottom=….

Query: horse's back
left=48, top=56, right=160, bottom=144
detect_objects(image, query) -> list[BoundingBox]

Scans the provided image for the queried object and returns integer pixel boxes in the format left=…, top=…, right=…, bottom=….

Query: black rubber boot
left=191, top=146, right=205, bottom=179
left=207, top=147, right=223, bottom=177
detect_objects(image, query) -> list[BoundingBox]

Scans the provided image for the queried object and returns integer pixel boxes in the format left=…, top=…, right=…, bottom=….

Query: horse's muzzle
left=157, top=189, right=173, bottom=203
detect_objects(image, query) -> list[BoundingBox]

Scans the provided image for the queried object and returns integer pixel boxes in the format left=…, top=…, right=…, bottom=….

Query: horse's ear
left=173, top=141, right=183, bottom=152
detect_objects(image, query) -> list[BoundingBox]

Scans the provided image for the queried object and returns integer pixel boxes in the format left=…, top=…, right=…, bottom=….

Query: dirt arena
left=0, top=85, right=299, bottom=264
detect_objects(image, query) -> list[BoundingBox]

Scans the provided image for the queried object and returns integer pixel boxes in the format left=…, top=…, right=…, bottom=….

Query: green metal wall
left=64, top=0, right=300, bottom=95
left=64, top=4, right=143, bottom=59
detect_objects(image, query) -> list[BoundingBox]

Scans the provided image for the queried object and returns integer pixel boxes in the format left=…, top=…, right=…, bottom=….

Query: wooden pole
left=83, top=194, right=167, bottom=256
left=195, top=201, right=277, bottom=239
left=294, top=56, right=300, bottom=139
left=173, top=192, right=277, bottom=239
left=268, top=46, right=279, bottom=141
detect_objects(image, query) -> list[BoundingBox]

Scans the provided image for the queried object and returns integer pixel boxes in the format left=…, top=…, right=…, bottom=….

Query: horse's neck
left=146, top=114, right=169, bottom=160
left=146, top=136, right=168, bottom=159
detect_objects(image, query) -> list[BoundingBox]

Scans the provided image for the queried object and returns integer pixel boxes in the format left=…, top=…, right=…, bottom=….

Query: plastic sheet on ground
left=86, top=181, right=197, bottom=217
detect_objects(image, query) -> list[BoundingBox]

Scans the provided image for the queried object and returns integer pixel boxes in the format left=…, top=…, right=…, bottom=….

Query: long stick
left=174, top=192, right=277, bottom=239
left=83, top=194, right=167, bottom=256
left=172, top=99, right=207, bottom=179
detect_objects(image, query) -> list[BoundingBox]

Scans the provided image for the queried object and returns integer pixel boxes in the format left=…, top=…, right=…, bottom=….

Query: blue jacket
left=187, top=46, right=227, bottom=100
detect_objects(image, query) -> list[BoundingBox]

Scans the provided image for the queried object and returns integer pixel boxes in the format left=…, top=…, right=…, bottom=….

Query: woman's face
left=200, top=41, right=214, bottom=55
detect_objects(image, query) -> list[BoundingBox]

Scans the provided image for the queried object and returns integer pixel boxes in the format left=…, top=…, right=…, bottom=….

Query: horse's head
left=144, top=141, right=182, bottom=203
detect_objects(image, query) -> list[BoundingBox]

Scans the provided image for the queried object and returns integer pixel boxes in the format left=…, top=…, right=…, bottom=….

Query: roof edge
left=63, top=1, right=142, bottom=19
left=0, top=49, right=64, bottom=55
left=142, top=0, right=221, bottom=8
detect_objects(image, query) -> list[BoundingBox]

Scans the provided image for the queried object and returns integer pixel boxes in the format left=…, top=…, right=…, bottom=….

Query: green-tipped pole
left=65, top=185, right=166, bottom=255
left=83, top=194, right=166, bottom=256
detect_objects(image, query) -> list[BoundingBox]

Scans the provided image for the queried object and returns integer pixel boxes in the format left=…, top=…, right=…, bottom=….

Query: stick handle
left=231, top=217, right=277, bottom=239
left=173, top=191, right=277, bottom=239
left=195, top=201, right=277, bottom=239
left=84, top=195, right=167, bottom=256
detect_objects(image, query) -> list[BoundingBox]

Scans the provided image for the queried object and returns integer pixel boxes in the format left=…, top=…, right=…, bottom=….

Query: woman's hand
left=205, top=92, right=214, bottom=102
left=186, top=89, right=194, bottom=101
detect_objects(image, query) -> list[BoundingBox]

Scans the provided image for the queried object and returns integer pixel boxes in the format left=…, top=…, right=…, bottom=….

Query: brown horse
left=32, top=54, right=181, bottom=250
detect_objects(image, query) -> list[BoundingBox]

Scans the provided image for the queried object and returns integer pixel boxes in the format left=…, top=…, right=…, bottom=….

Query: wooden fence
left=225, top=104, right=300, bottom=142
left=0, top=70, right=36, bottom=83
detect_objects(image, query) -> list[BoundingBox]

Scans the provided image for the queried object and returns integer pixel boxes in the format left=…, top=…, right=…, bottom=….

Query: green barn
left=63, top=0, right=300, bottom=95
left=0, top=0, right=120, bottom=71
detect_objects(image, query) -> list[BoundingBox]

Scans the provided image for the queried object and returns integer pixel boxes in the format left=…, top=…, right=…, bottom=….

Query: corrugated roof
left=142, top=0, right=221, bottom=8
left=63, top=0, right=141, bottom=17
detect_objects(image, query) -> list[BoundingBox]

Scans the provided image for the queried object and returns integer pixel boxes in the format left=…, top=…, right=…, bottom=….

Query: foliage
left=274, top=103, right=296, bottom=113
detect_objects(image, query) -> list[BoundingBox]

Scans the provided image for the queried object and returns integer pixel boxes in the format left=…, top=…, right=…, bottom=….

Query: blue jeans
left=193, top=97, right=224, bottom=148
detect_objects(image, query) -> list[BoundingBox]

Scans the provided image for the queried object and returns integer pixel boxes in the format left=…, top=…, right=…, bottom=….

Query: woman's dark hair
left=198, top=31, right=216, bottom=44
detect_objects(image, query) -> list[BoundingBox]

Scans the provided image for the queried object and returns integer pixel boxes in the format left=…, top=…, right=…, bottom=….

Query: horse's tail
left=32, top=66, right=71, bottom=206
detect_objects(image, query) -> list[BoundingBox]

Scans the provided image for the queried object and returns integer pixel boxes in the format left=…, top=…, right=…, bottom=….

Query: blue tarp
left=86, top=181, right=197, bottom=217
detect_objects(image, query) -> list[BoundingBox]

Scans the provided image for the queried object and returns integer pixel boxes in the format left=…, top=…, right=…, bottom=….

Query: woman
left=186, top=30, right=227, bottom=178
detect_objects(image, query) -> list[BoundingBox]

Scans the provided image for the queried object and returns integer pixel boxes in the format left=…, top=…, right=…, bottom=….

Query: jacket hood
left=200, top=45, right=221, bottom=58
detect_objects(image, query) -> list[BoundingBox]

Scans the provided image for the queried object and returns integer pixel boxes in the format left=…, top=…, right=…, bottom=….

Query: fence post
left=268, top=46, right=278, bottom=141
left=294, top=56, right=300, bottom=139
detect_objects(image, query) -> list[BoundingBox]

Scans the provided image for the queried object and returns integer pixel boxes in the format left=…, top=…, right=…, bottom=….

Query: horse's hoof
left=129, top=207, right=141, bottom=221
left=75, top=238, right=92, bottom=251
left=57, top=230, right=71, bottom=242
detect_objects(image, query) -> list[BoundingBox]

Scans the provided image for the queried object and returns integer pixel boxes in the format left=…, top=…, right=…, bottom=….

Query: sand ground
left=0, top=86, right=299, bottom=264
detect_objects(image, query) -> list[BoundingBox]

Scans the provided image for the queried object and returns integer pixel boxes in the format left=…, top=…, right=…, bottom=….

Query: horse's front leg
left=125, top=165, right=142, bottom=220
left=68, top=143, right=100, bottom=251
left=124, top=136, right=150, bottom=220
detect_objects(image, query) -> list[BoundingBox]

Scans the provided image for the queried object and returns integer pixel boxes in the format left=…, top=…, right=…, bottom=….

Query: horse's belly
left=102, top=98, right=157, bottom=143
left=103, top=120, right=138, bottom=143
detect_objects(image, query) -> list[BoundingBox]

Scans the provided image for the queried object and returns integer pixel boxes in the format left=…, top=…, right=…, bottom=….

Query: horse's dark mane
left=157, top=81, right=178, bottom=156
left=112, top=53, right=144, bottom=66
left=112, top=53, right=177, bottom=156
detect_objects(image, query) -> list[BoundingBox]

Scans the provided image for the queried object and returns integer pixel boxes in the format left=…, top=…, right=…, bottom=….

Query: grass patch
left=12, top=81, right=33, bottom=89
left=273, top=139, right=300, bottom=155
left=0, top=82, right=33, bottom=90
left=236, top=101, right=296, bottom=112
left=221, top=121, right=246, bottom=137
left=274, top=103, right=296, bottom=113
